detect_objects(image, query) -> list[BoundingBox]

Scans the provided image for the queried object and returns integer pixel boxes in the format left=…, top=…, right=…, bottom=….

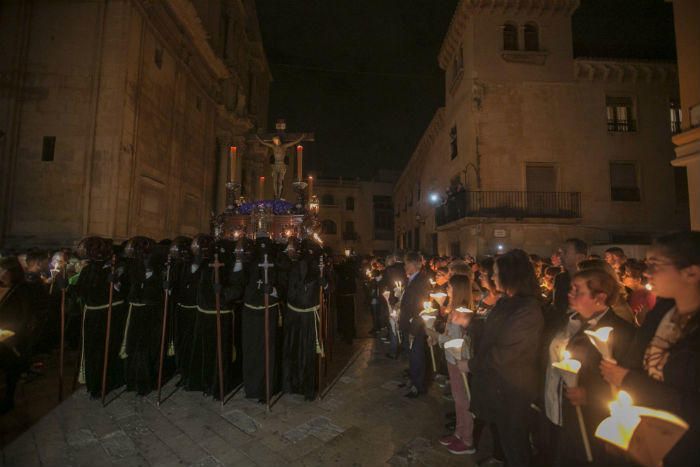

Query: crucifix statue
left=253, top=119, right=314, bottom=199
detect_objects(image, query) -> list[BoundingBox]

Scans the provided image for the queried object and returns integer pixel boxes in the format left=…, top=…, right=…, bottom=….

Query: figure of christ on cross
left=253, top=122, right=314, bottom=199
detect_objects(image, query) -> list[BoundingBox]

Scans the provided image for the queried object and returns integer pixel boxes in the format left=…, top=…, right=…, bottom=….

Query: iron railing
left=435, top=191, right=581, bottom=226
left=607, top=119, right=637, bottom=132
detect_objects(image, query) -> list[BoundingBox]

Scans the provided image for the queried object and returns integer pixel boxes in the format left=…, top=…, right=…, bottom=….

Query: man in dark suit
left=399, top=251, right=430, bottom=397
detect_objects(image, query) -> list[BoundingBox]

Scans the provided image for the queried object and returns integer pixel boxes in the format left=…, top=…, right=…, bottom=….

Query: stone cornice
left=164, top=0, right=231, bottom=80
left=438, top=0, right=580, bottom=70
left=396, top=108, right=445, bottom=190
left=574, top=58, right=677, bottom=84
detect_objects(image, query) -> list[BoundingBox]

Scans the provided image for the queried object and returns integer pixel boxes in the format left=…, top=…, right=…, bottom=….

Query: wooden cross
left=258, top=254, right=274, bottom=286
left=209, top=253, right=225, bottom=284
left=249, top=119, right=315, bottom=146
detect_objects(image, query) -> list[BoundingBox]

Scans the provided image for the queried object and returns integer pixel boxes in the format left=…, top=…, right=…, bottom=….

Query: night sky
left=255, top=0, right=676, bottom=180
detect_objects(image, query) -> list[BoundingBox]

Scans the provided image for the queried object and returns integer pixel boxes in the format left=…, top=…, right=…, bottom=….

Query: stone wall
left=0, top=0, right=270, bottom=248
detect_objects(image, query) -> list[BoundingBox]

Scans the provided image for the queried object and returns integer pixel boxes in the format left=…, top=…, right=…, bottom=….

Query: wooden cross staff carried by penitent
left=210, top=253, right=226, bottom=408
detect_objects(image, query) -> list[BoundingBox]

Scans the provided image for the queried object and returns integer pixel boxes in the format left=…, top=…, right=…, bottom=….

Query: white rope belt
left=197, top=306, right=233, bottom=315
left=243, top=302, right=279, bottom=310
left=177, top=303, right=198, bottom=309
left=119, top=303, right=148, bottom=359
left=79, top=300, right=125, bottom=384
left=288, top=303, right=324, bottom=356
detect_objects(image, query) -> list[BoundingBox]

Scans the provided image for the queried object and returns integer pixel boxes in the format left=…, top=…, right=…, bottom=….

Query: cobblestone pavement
left=1, top=339, right=479, bottom=467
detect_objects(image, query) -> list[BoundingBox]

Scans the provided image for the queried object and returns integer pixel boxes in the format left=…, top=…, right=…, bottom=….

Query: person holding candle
left=399, top=252, right=431, bottom=397
left=0, top=257, right=35, bottom=414
left=381, top=253, right=405, bottom=357
left=543, top=268, right=634, bottom=466
left=437, top=274, right=476, bottom=455
left=600, top=232, right=700, bottom=467
left=469, top=249, right=543, bottom=466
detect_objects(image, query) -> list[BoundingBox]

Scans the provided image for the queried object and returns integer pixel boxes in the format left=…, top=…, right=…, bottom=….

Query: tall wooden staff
left=259, top=253, right=274, bottom=413
left=101, top=254, right=117, bottom=406
left=58, top=266, right=67, bottom=402
left=317, top=256, right=325, bottom=394
left=210, top=253, right=226, bottom=408
left=156, top=257, right=172, bottom=406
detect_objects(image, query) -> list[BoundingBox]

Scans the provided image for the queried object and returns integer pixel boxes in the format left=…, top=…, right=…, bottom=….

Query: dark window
left=450, top=241, right=461, bottom=258
left=449, top=125, right=458, bottom=160
left=346, top=196, right=355, bottom=210
left=42, top=136, right=55, bottom=162
left=610, top=162, right=640, bottom=201
left=674, top=167, right=689, bottom=205
left=321, top=219, right=337, bottom=235
left=524, top=23, right=539, bottom=51
left=154, top=47, right=163, bottom=69
left=606, top=96, right=636, bottom=132
left=414, top=227, right=420, bottom=251
left=345, top=221, right=355, bottom=233
left=373, top=195, right=394, bottom=239
left=321, top=194, right=335, bottom=206
left=503, top=24, right=518, bottom=51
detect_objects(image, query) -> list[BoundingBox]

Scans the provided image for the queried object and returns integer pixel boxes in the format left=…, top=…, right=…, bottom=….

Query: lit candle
left=308, top=175, right=314, bottom=197
left=430, top=292, right=447, bottom=306
left=584, top=326, right=614, bottom=362
left=229, top=146, right=237, bottom=182
left=296, top=145, right=303, bottom=180
left=552, top=350, right=591, bottom=462
left=258, top=176, right=265, bottom=200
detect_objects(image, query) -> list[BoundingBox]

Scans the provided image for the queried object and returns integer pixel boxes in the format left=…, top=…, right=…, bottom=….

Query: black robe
left=187, top=260, right=237, bottom=399
left=283, top=257, right=322, bottom=400
left=232, top=259, right=280, bottom=400
left=173, top=261, right=199, bottom=385
left=121, top=263, right=163, bottom=395
left=72, top=261, right=127, bottom=398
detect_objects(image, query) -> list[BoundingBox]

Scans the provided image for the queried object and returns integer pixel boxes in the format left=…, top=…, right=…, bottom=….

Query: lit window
left=606, top=96, right=636, bottom=132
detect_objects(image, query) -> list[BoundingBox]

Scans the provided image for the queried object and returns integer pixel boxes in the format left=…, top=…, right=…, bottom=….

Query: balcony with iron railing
left=607, top=119, right=637, bottom=132
left=435, top=191, right=582, bottom=227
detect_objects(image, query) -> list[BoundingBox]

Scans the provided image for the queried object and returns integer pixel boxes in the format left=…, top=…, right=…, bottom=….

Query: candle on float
left=308, top=175, right=314, bottom=197
left=229, top=146, right=237, bottom=182
left=296, top=145, right=303, bottom=180
left=258, top=176, right=265, bottom=200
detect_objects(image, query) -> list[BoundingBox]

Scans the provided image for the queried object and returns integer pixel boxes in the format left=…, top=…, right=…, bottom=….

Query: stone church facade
left=0, top=0, right=271, bottom=247
left=395, top=0, right=690, bottom=257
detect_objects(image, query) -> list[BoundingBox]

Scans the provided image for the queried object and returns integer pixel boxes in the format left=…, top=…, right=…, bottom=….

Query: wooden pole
left=156, top=259, right=172, bottom=406
left=101, top=255, right=116, bottom=406
left=210, top=253, right=225, bottom=408
left=259, top=253, right=274, bottom=413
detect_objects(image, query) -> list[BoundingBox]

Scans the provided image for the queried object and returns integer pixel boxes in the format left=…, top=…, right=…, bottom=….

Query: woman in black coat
left=601, top=232, right=700, bottom=467
left=0, top=257, right=36, bottom=413
left=470, top=249, right=544, bottom=466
